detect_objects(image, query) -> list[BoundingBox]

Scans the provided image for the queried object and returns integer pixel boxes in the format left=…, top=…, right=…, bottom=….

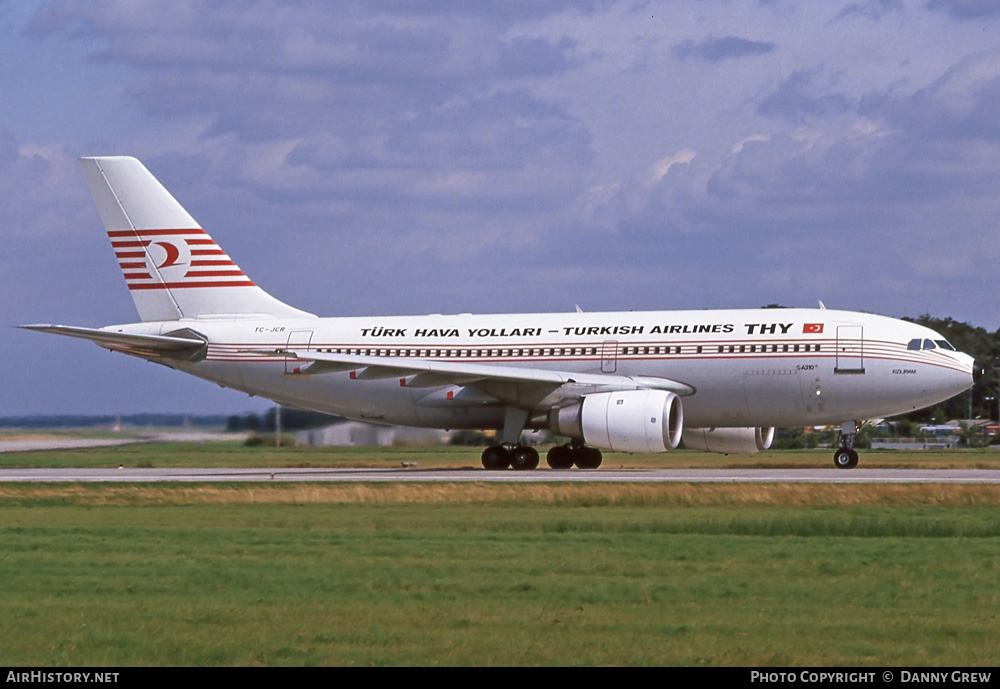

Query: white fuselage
left=27, top=156, right=980, bottom=468
left=112, top=307, right=976, bottom=432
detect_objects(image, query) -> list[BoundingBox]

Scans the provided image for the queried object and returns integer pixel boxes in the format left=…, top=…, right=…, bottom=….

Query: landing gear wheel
left=510, top=446, right=540, bottom=471
left=481, top=445, right=511, bottom=470
left=546, top=445, right=574, bottom=470
left=574, top=447, right=603, bottom=470
left=833, top=447, right=859, bottom=470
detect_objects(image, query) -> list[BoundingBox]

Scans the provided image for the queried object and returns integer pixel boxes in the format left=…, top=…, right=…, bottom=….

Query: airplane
left=20, top=156, right=984, bottom=470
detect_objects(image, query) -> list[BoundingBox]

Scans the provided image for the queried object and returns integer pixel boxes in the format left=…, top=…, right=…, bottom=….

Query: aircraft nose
left=973, top=360, right=985, bottom=384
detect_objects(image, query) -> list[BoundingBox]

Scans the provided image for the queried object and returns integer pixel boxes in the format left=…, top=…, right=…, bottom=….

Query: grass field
left=1, top=442, right=999, bottom=666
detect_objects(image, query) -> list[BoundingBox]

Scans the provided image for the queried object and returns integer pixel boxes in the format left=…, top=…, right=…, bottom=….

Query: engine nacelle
left=683, top=426, right=775, bottom=454
left=549, top=390, right=683, bottom=453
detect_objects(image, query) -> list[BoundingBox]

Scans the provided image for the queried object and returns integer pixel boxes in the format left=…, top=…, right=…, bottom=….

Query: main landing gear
left=480, top=407, right=602, bottom=471
left=481, top=444, right=539, bottom=471
left=545, top=444, right=602, bottom=470
left=479, top=443, right=603, bottom=470
left=480, top=407, right=542, bottom=470
left=833, top=421, right=860, bottom=469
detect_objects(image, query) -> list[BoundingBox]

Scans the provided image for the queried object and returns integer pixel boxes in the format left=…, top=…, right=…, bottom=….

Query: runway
left=2, top=467, right=1000, bottom=483
left=0, top=432, right=245, bottom=454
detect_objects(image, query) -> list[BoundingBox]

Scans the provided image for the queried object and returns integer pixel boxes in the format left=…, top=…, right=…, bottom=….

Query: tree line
left=905, top=315, right=999, bottom=424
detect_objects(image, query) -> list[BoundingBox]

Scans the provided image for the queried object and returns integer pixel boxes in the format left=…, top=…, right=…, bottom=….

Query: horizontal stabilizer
left=18, top=324, right=206, bottom=352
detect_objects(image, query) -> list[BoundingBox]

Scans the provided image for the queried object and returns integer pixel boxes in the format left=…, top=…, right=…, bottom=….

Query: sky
left=3, top=0, right=1000, bottom=415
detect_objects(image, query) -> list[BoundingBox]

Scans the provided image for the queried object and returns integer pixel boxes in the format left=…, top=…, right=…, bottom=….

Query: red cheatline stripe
left=191, top=249, right=227, bottom=256
left=186, top=238, right=217, bottom=245
left=107, top=229, right=206, bottom=238
left=115, top=251, right=146, bottom=259
left=128, top=281, right=255, bottom=290
left=111, top=240, right=151, bottom=248
left=190, top=259, right=235, bottom=266
left=123, top=272, right=153, bottom=280
left=119, top=262, right=147, bottom=269
left=183, top=270, right=247, bottom=278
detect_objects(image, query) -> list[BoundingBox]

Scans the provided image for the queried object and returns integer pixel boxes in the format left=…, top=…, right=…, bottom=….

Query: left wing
left=265, top=348, right=695, bottom=407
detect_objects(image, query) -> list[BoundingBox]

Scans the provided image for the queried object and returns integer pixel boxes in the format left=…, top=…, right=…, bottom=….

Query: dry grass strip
left=1, top=482, right=998, bottom=507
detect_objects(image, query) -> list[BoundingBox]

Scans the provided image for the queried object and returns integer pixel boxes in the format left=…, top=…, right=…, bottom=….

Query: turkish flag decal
left=803, top=323, right=824, bottom=334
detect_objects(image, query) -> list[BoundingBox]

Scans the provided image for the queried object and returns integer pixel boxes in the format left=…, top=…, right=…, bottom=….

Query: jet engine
left=683, top=426, right=775, bottom=454
left=548, top=389, right=683, bottom=453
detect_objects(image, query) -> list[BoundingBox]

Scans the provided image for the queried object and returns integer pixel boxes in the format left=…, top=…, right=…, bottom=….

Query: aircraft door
left=601, top=340, right=618, bottom=373
left=835, top=325, right=865, bottom=374
left=743, top=368, right=806, bottom=424
left=285, top=330, right=314, bottom=374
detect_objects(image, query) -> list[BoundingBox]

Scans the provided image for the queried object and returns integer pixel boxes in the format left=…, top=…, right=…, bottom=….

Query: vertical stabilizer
left=79, top=156, right=314, bottom=322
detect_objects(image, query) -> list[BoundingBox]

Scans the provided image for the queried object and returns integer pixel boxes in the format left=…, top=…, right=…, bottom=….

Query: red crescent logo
left=154, top=242, right=182, bottom=269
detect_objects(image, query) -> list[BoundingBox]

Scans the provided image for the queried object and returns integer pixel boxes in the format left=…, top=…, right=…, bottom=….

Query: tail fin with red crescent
left=79, top=156, right=314, bottom=322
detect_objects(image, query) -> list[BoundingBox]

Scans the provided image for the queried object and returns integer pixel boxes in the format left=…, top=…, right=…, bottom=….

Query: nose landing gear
left=833, top=421, right=860, bottom=469
left=833, top=446, right=859, bottom=469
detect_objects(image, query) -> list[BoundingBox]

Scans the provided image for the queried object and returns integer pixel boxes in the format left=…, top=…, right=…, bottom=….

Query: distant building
left=918, top=423, right=961, bottom=436
left=296, top=421, right=451, bottom=447
left=871, top=437, right=962, bottom=450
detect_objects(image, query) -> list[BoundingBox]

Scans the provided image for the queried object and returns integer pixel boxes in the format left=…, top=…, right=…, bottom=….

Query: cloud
left=0, top=137, right=88, bottom=240
left=648, top=149, right=696, bottom=184
left=926, top=0, right=1000, bottom=19
left=9, top=0, right=1000, bottom=415
left=757, top=68, right=852, bottom=123
left=860, top=52, right=1000, bottom=143
left=500, top=36, right=580, bottom=78
left=833, top=0, right=904, bottom=21
left=673, top=35, right=776, bottom=62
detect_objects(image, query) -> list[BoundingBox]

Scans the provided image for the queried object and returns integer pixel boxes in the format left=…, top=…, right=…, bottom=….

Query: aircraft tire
left=510, top=446, right=540, bottom=471
left=574, top=446, right=603, bottom=470
left=833, top=447, right=859, bottom=470
left=481, top=445, right=511, bottom=470
left=546, top=445, right=574, bottom=470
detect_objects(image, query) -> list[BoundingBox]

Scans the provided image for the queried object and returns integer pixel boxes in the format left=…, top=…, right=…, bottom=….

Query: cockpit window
left=908, top=338, right=954, bottom=351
